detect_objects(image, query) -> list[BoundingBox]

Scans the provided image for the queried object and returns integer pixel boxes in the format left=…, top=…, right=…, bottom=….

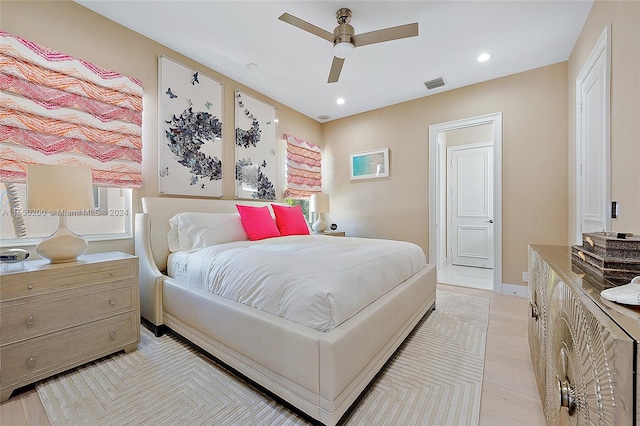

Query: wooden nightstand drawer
left=0, top=254, right=136, bottom=301
left=1, top=282, right=135, bottom=345
left=0, top=313, right=138, bottom=388
left=51, top=259, right=135, bottom=287
left=0, top=252, right=139, bottom=402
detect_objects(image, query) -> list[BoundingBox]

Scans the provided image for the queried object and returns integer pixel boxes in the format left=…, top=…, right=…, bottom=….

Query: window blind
left=283, top=134, right=321, bottom=199
left=0, top=31, right=143, bottom=188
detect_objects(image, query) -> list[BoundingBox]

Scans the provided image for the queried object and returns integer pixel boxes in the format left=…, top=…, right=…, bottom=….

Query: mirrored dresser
left=528, top=244, right=639, bottom=425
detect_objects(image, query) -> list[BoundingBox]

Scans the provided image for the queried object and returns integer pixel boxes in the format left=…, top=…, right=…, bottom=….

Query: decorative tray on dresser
left=528, top=244, right=640, bottom=425
left=0, top=251, right=140, bottom=402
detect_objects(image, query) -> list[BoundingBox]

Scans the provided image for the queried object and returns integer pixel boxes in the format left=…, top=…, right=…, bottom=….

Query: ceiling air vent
left=424, top=77, right=446, bottom=90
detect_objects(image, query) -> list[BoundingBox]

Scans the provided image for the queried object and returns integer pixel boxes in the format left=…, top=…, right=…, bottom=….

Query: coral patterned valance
left=0, top=31, right=143, bottom=188
left=283, top=134, right=322, bottom=199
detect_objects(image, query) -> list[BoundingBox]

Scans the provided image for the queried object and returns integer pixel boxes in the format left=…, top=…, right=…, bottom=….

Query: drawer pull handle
left=27, top=357, right=36, bottom=367
left=109, top=331, right=117, bottom=340
left=26, top=316, right=36, bottom=326
left=530, top=302, right=539, bottom=321
left=558, top=377, right=577, bottom=416
left=109, top=272, right=115, bottom=276
left=577, top=250, right=586, bottom=261
left=27, top=285, right=33, bottom=290
left=109, top=298, right=117, bottom=305
left=585, top=236, right=594, bottom=247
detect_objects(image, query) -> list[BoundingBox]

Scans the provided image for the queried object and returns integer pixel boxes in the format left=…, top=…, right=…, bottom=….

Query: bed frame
left=134, top=197, right=437, bottom=425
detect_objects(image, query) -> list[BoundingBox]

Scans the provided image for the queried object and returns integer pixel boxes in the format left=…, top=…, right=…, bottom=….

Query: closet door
left=576, top=26, right=610, bottom=240
left=449, top=144, right=493, bottom=268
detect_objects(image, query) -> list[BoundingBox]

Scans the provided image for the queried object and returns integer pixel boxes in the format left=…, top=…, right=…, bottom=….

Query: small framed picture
left=350, top=147, right=390, bottom=180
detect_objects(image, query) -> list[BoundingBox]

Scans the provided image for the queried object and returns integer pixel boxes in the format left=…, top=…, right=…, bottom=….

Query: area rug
left=37, top=291, right=489, bottom=425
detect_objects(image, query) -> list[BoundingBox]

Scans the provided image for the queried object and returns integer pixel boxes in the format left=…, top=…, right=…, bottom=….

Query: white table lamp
left=27, top=164, right=94, bottom=263
left=310, top=193, right=330, bottom=234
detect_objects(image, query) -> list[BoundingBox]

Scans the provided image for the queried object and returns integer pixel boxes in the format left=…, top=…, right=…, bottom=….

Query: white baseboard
left=500, top=283, right=528, bottom=298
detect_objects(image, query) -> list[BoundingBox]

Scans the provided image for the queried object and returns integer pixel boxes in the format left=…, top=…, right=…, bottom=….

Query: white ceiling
left=75, top=0, right=593, bottom=122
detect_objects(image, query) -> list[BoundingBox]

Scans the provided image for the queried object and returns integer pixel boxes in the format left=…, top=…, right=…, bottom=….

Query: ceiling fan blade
left=353, top=23, right=418, bottom=47
left=278, top=13, right=334, bottom=43
left=328, top=57, right=345, bottom=83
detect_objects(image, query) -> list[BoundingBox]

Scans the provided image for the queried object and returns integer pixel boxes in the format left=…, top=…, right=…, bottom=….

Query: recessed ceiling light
left=246, top=62, right=258, bottom=70
left=477, top=53, right=491, bottom=63
left=318, top=115, right=330, bottom=120
left=336, top=98, right=345, bottom=105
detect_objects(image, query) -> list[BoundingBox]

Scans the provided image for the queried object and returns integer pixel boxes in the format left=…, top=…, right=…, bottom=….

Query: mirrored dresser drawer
left=528, top=245, right=640, bottom=425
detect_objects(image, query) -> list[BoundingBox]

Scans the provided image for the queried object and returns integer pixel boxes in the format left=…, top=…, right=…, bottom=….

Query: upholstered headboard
left=134, top=196, right=281, bottom=326
left=140, top=197, right=275, bottom=271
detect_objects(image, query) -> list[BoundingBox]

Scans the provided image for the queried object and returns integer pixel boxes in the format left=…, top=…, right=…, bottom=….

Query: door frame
left=429, top=112, right=502, bottom=293
left=575, top=25, right=611, bottom=243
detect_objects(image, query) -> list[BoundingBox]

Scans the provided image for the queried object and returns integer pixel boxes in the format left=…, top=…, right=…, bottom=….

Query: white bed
left=134, top=197, right=437, bottom=425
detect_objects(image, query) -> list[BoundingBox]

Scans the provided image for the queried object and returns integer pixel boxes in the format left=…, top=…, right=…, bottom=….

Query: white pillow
left=168, top=212, right=248, bottom=252
left=167, top=224, right=181, bottom=252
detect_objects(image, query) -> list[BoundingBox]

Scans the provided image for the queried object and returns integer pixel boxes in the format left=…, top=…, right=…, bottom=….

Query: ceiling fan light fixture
left=280, top=8, right=418, bottom=83
left=333, top=41, right=354, bottom=59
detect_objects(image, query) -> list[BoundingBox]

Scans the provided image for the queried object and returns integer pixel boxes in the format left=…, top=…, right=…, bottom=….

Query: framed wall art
left=234, top=90, right=277, bottom=200
left=158, top=56, right=224, bottom=197
left=350, top=147, right=390, bottom=180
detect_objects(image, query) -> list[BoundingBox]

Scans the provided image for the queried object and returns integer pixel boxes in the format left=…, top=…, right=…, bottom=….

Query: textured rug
left=37, top=291, right=489, bottom=425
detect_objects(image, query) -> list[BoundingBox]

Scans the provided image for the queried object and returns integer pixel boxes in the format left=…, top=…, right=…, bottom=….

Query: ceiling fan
left=279, top=8, right=418, bottom=83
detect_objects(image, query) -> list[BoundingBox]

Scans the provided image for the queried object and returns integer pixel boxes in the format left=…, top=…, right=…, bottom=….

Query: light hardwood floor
left=441, top=284, right=546, bottom=426
left=1, top=283, right=545, bottom=425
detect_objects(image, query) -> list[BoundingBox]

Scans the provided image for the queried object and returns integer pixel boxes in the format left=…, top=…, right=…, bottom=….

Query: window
left=1, top=183, right=131, bottom=243
left=282, top=134, right=321, bottom=225
left=285, top=198, right=310, bottom=223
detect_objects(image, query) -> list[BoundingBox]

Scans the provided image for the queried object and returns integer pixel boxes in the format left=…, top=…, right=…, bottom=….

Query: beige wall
left=445, top=123, right=493, bottom=147
left=1, top=0, right=322, bottom=256
left=568, top=0, right=640, bottom=242
left=5, top=1, right=635, bottom=288
left=323, top=63, right=569, bottom=286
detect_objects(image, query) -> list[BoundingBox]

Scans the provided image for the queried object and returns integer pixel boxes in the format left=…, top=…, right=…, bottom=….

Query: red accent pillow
left=271, top=204, right=310, bottom=236
left=236, top=205, right=281, bottom=241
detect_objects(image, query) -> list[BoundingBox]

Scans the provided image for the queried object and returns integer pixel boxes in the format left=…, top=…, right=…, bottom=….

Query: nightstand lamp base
left=37, top=215, right=88, bottom=263
left=312, top=218, right=327, bottom=233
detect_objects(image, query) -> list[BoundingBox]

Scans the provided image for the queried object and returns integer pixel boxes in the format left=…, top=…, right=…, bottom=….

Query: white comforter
left=168, top=235, right=426, bottom=332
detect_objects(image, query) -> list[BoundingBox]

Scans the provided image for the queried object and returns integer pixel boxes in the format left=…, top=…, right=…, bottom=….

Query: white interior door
left=449, top=143, right=494, bottom=268
left=577, top=26, right=610, bottom=239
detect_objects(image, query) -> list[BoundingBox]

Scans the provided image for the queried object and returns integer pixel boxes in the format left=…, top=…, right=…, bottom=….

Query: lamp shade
left=310, top=193, right=330, bottom=213
left=27, top=164, right=94, bottom=263
left=27, top=164, right=94, bottom=211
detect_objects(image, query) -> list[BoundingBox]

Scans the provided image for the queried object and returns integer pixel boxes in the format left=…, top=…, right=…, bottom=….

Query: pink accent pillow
left=236, top=205, right=281, bottom=241
left=271, top=204, right=310, bottom=236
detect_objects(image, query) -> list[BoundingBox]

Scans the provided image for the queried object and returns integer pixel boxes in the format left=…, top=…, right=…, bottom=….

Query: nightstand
left=0, top=251, right=140, bottom=402
left=322, top=231, right=345, bottom=237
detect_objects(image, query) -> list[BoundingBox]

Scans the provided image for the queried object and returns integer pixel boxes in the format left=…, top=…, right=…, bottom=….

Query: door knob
left=486, top=220, right=493, bottom=223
